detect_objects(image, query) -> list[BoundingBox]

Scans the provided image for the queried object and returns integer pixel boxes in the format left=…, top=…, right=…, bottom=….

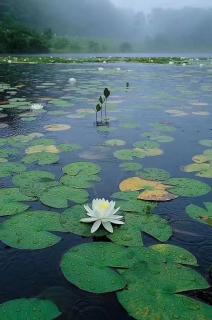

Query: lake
left=0, top=61, right=211, bottom=319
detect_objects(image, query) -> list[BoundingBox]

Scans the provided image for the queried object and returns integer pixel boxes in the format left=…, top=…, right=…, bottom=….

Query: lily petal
left=84, top=205, right=95, bottom=217
left=91, top=220, right=101, bottom=233
left=102, top=221, right=113, bottom=233
left=80, top=217, right=97, bottom=223
left=109, top=219, right=125, bottom=225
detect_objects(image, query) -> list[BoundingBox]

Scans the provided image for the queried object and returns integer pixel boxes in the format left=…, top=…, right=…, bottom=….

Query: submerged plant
left=80, top=198, right=124, bottom=233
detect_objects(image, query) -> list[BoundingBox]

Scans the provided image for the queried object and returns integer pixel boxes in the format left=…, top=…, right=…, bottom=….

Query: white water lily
left=30, top=103, right=44, bottom=110
left=69, top=78, right=77, bottom=84
left=80, top=198, right=124, bottom=233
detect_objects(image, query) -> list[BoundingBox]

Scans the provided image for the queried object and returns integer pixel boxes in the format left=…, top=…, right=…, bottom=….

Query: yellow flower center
left=99, top=202, right=110, bottom=210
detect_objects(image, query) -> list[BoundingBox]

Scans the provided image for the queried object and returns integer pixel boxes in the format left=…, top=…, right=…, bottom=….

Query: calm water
left=0, top=62, right=211, bottom=319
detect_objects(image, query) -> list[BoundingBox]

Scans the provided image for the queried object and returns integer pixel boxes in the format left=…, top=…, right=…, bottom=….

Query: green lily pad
left=61, top=174, right=100, bottom=189
left=167, top=178, right=211, bottom=197
left=0, top=188, right=35, bottom=216
left=152, top=123, right=176, bottom=132
left=0, top=210, right=64, bottom=249
left=143, top=132, right=174, bottom=143
left=117, top=262, right=211, bottom=320
left=133, top=141, right=160, bottom=149
left=105, top=139, right=126, bottom=146
left=186, top=202, right=212, bottom=226
left=12, top=171, right=58, bottom=197
left=60, top=242, right=130, bottom=293
left=63, top=162, right=101, bottom=176
left=114, top=147, right=162, bottom=161
left=22, top=153, right=60, bottom=165
left=119, top=162, right=143, bottom=172
left=0, top=298, right=61, bottom=320
left=183, top=162, right=212, bottom=178
left=199, top=139, right=212, bottom=147
left=40, top=186, right=89, bottom=208
left=0, top=162, right=26, bottom=178
left=108, top=212, right=172, bottom=247
left=138, top=168, right=170, bottom=181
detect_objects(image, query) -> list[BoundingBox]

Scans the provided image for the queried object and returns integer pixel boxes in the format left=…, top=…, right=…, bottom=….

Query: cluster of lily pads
left=0, top=56, right=198, bottom=65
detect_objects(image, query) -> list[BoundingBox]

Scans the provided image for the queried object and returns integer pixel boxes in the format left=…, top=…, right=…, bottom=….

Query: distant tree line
left=0, top=0, right=212, bottom=53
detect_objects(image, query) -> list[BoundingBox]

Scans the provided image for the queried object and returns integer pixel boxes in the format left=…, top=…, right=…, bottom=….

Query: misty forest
left=0, top=0, right=211, bottom=319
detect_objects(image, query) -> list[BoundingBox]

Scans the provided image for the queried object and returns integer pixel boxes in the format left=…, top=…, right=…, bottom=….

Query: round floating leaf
left=22, top=153, right=60, bottom=165
left=121, top=122, right=140, bottom=129
left=183, top=163, right=212, bottom=178
left=63, top=162, right=101, bottom=176
left=114, top=147, right=162, bottom=161
left=119, top=177, right=177, bottom=202
left=26, top=145, right=60, bottom=154
left=119, top=162, right=143, bottom=172
left=167, top=178, right=211, bottom=197
left=117, top=262, right=211, bottom=320
left=60, top=242, right=131, bottom=293
left=152, top=123, right=176, bottom=132
left=105, top=139, right=126, bottom=146
left=0, top=210, right=64, bottom=249
left=199, top=139, right=212, bottom=147
left=143, top=132, right=174, bottom=143
left=0, top=298, right=61, bottom=320
left=0, top=188, right=35, bottom=216
left=108, top=212, right=172, bottom=247
left=44, top=124, right=71, bottom=131
left=138, top=168, right=170, bottom=181
left=0, top=162, right=26, bottom=178
left=186, top=202, right=212, bottom=226
left=61, top=174, right=100, bottom=189
left=12, top=171, right=58, bottom=197
left=40, top=186, right=89, bottom=208
left=133, top=141, right=160, bottom=149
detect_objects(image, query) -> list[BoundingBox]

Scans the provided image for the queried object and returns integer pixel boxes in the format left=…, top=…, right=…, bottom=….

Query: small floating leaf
left=44, top=124, right=71, bottom=131
left=0, top=298, right=61, bottom=320
left=0, top=162, right=26, bottom=178
left=186, top=203, right=212, bottom=226
left=167, top=178, right=211, bottom=197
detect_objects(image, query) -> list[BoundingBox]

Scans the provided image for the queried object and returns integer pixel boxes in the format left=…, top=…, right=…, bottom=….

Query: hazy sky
left=112, top=0, right=212, bottom=12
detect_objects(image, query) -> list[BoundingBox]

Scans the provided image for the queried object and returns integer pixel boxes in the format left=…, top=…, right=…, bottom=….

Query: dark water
left=0, top=62, right=212, bottom=319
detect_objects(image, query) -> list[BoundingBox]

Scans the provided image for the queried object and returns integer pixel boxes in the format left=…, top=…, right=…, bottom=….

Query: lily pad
left=0, top=162, right=26, bottom=178
left=0, top=210, right=64, bottom=249
left=108, top=212, right=172, bottom=247
left=167, top=178, right=211, bottom=197
left=119, top=162, right=143, bottom=172
left=199, top=139, right=212, bottom=147
left=0, top=298, right=61, bottom=320
left=40, top=186, right=89, bottom=208
left=12, top=171, right=58, bottom=197
left=44, top=124, right=71, bottom=131
left=22, top=153, right=60, bottom=165
left=105, top=139, right=126, bottom=146
left=61, top=174, right=100, bottom=189
left=186, top=202, right=212, bottom=226
left=117, top=262, right=211, bottom=320
left=119, top=177, right=177, bottom=202
left=0, top=188, right=35, bottom=216
left=26, top=145, right=60, bottom=154
left=138, top=168, right=170, bottom=181
left=60, top=242, right=130, bottom=293
left=63, top=162, right=101, bottom=176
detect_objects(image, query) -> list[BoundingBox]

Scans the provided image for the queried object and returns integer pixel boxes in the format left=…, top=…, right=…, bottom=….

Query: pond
left=0, top=62, right=211, bottom=319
